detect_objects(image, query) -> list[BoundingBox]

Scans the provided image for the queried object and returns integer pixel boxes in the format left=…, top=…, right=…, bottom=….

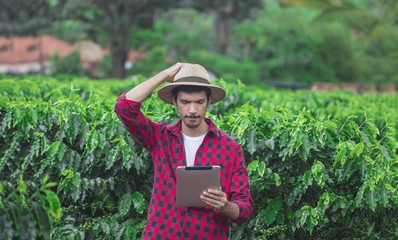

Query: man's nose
left=188, top=103, right=197, bottom=113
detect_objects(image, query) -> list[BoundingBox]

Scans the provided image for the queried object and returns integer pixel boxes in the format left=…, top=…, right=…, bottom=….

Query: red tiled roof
left=0, top=35, right=74, bottom=63
left=0, top=35, right=173, bottom=66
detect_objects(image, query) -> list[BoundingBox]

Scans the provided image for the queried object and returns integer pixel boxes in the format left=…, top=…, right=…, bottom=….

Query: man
left=114, top=63, right=252, bottom=239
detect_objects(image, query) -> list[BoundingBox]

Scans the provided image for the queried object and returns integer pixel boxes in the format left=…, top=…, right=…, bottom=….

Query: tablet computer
left=176, top=165, right=220, bottom=207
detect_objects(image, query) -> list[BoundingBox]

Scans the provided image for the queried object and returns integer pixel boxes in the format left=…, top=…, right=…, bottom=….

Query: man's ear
left=172, top=97, right=177, bottom=107
left=207, top=96, right=212, bottom=106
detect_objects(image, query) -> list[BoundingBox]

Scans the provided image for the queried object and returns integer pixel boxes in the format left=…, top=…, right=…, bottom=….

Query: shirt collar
left=167, top=118, right=221, bottom=139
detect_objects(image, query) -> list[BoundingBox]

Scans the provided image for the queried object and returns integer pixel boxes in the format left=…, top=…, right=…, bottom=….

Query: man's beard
left=183, top=115, right=201, bottom=128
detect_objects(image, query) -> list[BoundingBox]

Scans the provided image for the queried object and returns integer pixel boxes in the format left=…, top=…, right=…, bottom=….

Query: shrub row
left=0, top=76, right=397, bottom=239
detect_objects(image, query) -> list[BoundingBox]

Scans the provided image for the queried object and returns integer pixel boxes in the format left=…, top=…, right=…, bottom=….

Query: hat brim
left=157, top=82, right=226, bottom=105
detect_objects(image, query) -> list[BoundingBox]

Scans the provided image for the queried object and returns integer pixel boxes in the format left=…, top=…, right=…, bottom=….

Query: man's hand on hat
left=162, top=62, right=184, bottom=83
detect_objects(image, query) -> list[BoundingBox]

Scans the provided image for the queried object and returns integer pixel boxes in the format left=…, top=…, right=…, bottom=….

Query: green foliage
left=1, top=75, right=397, bottom=239
left=226, top=103, right=398, bottom=239
left=230, top=2, right=359, bottom=84
left=187, top=51, right=262, bottom=86
left=0, top=76, right=153, bottom=239
left=156, top=9, right=216, bottom=56
left=0, top=0, right=53, bottom=35
left=50, top=52, right=86, bottom=77
left=129, top=47, right=171, bottom=77
left=0, top=175, right=61, bottom=240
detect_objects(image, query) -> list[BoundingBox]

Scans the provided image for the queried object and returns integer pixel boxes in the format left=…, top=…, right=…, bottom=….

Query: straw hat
left=157, top=64, right=226, bottom=105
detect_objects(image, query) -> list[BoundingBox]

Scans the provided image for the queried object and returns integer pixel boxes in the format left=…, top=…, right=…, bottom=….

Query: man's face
left=174, top=91, right=210, bottom=129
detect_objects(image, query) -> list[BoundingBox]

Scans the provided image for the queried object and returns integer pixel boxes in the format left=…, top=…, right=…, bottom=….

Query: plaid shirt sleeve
left=229, top=144, right=253, bottom=223
left=114, top=93, right=162, bottom=154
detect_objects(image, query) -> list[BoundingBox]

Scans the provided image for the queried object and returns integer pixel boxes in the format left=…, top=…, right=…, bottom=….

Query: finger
left=168, top=63, right=181, bottom=73
left=201, top=198, right=227, bottom=212
left=165, top=63, right=184, bottom=82
left=202, top=191, right=222, bottom=202
left=200, top=195, right=224, bottom=208
left=201, top=192, right=227, bottom=208
left=206, top=189, right=227, bottom=200
left=201, top=192, right=222, bottom=203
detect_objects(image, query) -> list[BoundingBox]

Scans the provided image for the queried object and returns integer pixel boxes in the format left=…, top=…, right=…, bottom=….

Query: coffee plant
left=1, top=75, right=397, bottom=239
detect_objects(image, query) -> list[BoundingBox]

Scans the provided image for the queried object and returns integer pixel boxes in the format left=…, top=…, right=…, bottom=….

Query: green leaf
left=310, top=208, right=318, bottom=224
left=385, top=184, right=396, bottom=192
left=366, top=189, right=377, bottom=211
left=56, top=143, right=67, bottom=161
left=43, top=182, right=57, bottom=189
left=43, top=174, right=49, bottom=185
left=304, top=170, right=313, bottom=187
left=18, top=179, right=27, bottom=194
left=125, top=225, right=137, bottom=240
left=355, top=183, right=367, bottom=206
left=72, top=173, right=81, bottom=188
left=33, top=203, right=51, bottom=240
left=378, top=185, right=388, bottom=207
left=13, top=106, right=21, bottom=126
left=119, top=193, right=133, bottom=217
left=321, top=191, right=330, bottom=205
left=61, top=168, right=74, bottom=179
left=311, top=160, right=325, bottom=188
left=279, top=131, right=288, bottom=148
left=257, top=162, right=265, bottom=177
left=360, top=131, right=371, bottom=146
left=29, top=106, right=38, bottom=126
left=350, top=142, right=364, bottom=158
left=43, top=189, right=61, bottom=219
left=41, top=136, right=51, bottom=154
left=306, top=216, right=314, bottom=234
left=116, top=226, right=126, bottom=240
left=366, top=122, right=379, bottom=137
left=50, top=141, right=60, bottom=156
left=323, top=120, right=337, bottom=129
left=364, top=156, right=374, bottom=164
left=247, top=129, right=256, bottom=155
left=264, top=198, right=283, bottom=226
left=100, top=221, right=110, bottom=235
left=300, top=209, right=309, bottom=226
left=86, top=129, right=99, bottom=152
left=303, top=133, right=310, bottom=156
left=247, top=160, right=258, bottom=173
left=265, top=139, right=275, bottom=150
left=132, top=192, right=146, bottom=215
left=274, top=173, right=281, bottom=187
left=335, top=142, right=346, bottom=167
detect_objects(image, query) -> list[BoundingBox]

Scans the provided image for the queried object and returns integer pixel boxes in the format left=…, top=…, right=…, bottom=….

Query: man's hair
left=172, top=85, right=211, bottom=103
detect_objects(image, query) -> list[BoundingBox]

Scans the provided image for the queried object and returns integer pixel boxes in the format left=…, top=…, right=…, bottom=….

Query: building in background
left=0, top=35, right=74, bottom=74
left=0, top=35, right=148, bottom=76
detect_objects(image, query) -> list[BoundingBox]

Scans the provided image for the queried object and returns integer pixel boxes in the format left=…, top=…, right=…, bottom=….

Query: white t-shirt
left=182, top=132, right=207, bottom=166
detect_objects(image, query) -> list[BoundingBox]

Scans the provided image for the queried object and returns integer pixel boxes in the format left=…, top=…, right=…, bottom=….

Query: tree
left=0, top=0, right=54, bottom=36
left=282, top=0, right=398, bottom=85
left=186, top=0, right=264, bottom=54
left=56, top=0, right=182, bottom=78
left=281, top=0, right=398, bottom=40
left=0, top=0, right=58, bottom=73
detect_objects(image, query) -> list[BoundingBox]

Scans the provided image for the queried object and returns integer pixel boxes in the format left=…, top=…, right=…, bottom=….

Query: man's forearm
left=125, top=71, right=167, bottom=102
left=220, top=201, right=240, bottom=221
left=125, top=63, right=183, bottom=102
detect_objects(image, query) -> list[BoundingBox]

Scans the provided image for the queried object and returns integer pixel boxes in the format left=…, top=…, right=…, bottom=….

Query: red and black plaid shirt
left=115, top=93, right=252, bottom=240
